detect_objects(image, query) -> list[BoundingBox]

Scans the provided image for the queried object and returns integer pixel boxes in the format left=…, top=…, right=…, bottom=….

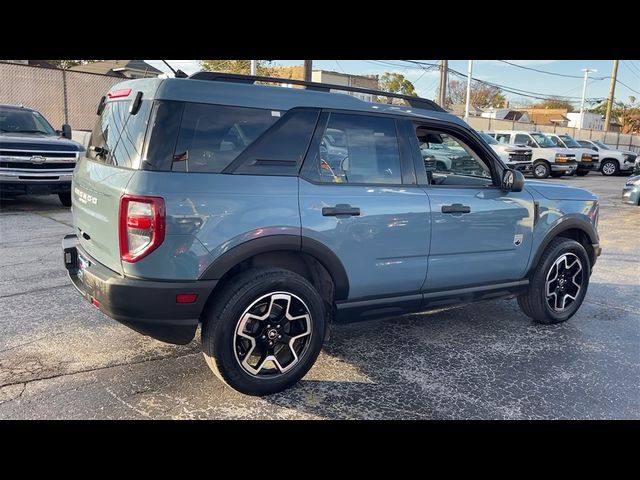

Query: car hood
left=0, top=132, right=84, bottom=151
left=525, top=180, right=598, bottom=201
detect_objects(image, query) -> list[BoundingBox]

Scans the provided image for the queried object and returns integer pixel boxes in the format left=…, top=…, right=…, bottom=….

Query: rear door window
left=171, top=104, right=279, bottom=173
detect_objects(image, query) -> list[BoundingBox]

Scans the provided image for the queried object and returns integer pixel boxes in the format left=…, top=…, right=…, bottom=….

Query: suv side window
left=415, top=126, right=493, bottom=186
left=310, top=113, right=403, bottom=185
left=495, top=133, right=511, bottom=143
left=172, top=103, right=279, bottom=173
left=514, top=133, right=533, bottom=146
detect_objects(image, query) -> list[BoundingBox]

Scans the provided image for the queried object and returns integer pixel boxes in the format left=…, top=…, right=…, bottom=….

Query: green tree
left=446, top=79, right=506, bottom=109
left=532, top=97, right=575, bottom=112
left=46, top=60, right=99, bottom=69
left=377, top=72, right=417, bottom=103
left=590, top=96, right=640, bottom=133
left=200, top=60, right=274, bottom=75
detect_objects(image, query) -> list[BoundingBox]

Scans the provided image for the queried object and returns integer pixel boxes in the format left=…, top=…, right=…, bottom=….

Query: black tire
left=518, top=237, right=590, bottom=324
left=576, top=171, right=590, bottom=176
left=532, top=161, right=550, bottom=179
left=58, top=192, right=72, bottom=207
left=600, top=159, right=619, bottom=176
left=550, top=172, right=564, bottom=178
left=201, top=267, right=325, bottom=396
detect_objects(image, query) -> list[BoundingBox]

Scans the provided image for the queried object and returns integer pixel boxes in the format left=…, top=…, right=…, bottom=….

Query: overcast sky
left=146, top=60, right=640, bottom=107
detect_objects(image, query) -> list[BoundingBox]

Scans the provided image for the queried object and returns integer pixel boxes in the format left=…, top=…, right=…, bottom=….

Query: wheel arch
left=528, top=219, right=599, bottom=276
left=199, top=235, right=350, bottom=304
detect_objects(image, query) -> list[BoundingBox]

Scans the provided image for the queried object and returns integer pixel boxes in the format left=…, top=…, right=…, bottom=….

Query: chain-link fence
left=0, top=62, right=122, bottom=131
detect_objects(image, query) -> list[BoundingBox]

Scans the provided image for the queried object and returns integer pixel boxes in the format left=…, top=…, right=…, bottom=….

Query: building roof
left=68, top=60, right=162, bottom=77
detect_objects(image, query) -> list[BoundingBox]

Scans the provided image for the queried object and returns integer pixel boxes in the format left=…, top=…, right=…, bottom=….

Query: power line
left=621, top=61, right=640, bottom=81
left=498, top=60, right=606, bottom=80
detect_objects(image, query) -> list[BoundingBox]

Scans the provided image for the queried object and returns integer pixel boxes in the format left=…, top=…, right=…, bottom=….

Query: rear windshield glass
left=171, top=103, right=279, bottom=173
left=87, top=99, right=152, bottom=169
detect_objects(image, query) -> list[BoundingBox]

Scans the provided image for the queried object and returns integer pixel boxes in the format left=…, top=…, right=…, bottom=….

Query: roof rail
left=188, top=71, right=445, bottom=112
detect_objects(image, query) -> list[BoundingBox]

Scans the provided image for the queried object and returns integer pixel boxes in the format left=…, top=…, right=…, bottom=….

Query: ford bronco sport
left=0, top=104, right=84, bottom=206
left=62, top=73, right=601, bottom=395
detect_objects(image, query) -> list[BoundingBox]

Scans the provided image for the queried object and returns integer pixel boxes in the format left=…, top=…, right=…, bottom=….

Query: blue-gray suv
left=62, top=73, right=601, bottom=395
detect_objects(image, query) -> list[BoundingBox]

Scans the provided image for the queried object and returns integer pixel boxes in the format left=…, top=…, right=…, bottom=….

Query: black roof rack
left=188, top=71, right=445, bottom=112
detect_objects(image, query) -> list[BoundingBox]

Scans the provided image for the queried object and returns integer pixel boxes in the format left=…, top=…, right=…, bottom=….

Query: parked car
left=622, top=175, right=640, bottom=205
left=486, top=130, right=577, bottom=179
left=634, top=157, right=640, bottom=175
left=62, top=74, right=601, bottom=395
left=478, top=132, right=533, bottom=173
left=0, top=104, right=84, bottom=206
left=545, top=133, right=600, bottom=176
left=576, top=139, right=637, bottom=176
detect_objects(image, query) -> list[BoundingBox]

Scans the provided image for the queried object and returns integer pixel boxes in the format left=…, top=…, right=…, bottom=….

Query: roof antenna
left=161, top=60, right=188, bottom=78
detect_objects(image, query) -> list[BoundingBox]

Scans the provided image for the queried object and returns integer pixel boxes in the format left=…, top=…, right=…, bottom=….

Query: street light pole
left=579, top=68, right=597, bottom=130
left=464, top=60, right=474, bottom=121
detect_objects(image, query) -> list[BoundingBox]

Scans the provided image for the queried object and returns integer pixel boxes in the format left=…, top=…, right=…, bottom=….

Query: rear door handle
left=322, top=204, right=361, bottom=217
left=441, top=203, right=471, bottom=214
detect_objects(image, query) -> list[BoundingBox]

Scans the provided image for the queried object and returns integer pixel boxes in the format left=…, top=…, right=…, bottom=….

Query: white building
left=480, top=108, right=531, bottom=123
left=567, top=112, right=603, bottom=130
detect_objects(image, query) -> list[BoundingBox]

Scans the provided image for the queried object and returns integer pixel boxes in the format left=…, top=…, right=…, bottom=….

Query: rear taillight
left=119, top=195, right=165, bottom=263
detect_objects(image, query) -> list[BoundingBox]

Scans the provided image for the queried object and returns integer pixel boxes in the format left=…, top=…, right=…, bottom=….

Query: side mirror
left=502, top=169, right=525, bottom=193
left=61, top=124, right=72, bottom=139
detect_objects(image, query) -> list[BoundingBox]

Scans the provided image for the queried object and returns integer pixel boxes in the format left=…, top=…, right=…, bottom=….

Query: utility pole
left=438, top=60, right=448, bottom=107
left=579, top=68, right=597, bottom=130
left=303, top=60, right=313, bottom=82
left=250, top=60, right=257, bottom=76
left=464, top=60, right=474, bottom=120
left=604, top=60, right=619, bottom=132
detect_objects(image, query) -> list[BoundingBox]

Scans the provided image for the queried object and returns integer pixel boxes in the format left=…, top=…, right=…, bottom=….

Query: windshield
left=531, top=132, right=556, bottom=148
left=593, top=140, right=610, bottom=150
left=0, top=107, right=56, bottom=135
left=479, top=132, right=498, bottom=145
left=559, top=134, right=582, bottom=148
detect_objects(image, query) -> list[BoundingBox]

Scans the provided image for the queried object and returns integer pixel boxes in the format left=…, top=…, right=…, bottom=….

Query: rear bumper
left=62, top=234, right=217, bottom=344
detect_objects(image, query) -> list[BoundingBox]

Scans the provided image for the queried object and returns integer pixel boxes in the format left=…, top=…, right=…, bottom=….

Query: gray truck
left=0, top=104, right=84, bottom=206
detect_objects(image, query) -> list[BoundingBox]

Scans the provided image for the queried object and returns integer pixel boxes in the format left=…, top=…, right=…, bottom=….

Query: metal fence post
left=62, top=69, right=69, bottom=125
left=616, top=131, right=620, bottom=149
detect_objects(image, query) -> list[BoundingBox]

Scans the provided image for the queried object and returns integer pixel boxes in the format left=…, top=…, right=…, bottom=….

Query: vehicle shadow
left=0, top=194, right=66, bottom=213
left=260, top=290, right=639, bottom=419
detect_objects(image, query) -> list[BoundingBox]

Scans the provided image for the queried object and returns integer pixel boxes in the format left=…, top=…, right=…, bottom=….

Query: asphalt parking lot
left=0, top=175, right=638, bottom=419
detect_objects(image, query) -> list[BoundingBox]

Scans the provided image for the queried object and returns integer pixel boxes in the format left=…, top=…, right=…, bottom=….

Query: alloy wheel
left=545, top=253, right=583, bottom=312
left=602, top=162, right=616, bottom=175
left=233, top=292, right=313, bottom=377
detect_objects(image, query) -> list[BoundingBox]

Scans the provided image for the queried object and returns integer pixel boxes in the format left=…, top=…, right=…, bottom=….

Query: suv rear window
left=171, top=103, right=279, bottom=173
left=87, top=99, right=152, bottom=169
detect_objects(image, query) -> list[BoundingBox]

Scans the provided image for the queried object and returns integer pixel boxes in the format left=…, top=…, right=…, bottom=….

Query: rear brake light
left=119, top=195, right=165, bottom=263
left=108, top=88, right=132, bottom=99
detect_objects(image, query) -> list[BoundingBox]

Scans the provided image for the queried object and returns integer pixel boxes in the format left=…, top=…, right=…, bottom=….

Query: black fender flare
left=199, top=235, right=350, bottom=300
left=527, top=217, right=599, bottom=275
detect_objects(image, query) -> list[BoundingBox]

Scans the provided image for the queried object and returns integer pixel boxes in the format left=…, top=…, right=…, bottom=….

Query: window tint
left=172, top=103, right=278, bottom=173
left=416, top=126, right=492, bottom=185
left=88, top=100, right=151, bottom=168
left=514, top=134, right=532, bottom=146
left=312, top=113, right=402, bottom=185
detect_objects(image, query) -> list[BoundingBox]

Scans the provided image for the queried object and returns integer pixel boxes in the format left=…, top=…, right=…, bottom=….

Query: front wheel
left=600, top=160, right=619, bottom=176
left=518, top=237, right=590, bottom=324
left=201, top=268, right=326, bottom=396
left=58, top=192, right=72, bottom=207
left=532, top=161, right=550, bottom=179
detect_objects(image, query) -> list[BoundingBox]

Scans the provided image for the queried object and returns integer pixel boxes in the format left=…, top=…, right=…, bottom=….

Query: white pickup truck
left=545, top=133, right=600, bottom=176
left=478, top=132, right=533, bottom=174
left=487, top=130, right=578, bottom=179
left=576, top=139, right=638, bottom=176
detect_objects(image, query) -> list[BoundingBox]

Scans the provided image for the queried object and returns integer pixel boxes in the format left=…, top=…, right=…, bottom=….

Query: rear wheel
left=201, top=268, right=325, bottom=396
left=601, top=160, right=619, bottom=176
left=58, top=192, right=72, bottom=207
left=518, top=237, right=590, bottom=324
left=576, top=170, right=590, bottom=176
left=533, top=161, right=550, bottom=179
